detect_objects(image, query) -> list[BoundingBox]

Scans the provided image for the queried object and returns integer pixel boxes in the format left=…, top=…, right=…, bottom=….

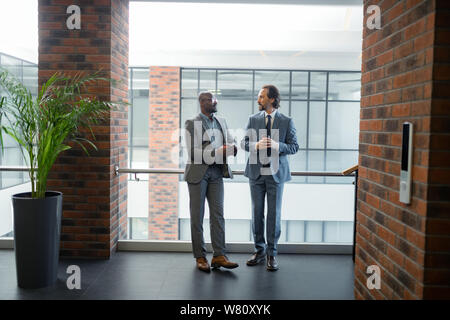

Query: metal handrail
left=0, top=166, right=32, bottom=172
left=0, top=166, right=356, bottom=177
left=113, top=166, right=355, bottom=177
left=342, top=164, right=358, bottom=176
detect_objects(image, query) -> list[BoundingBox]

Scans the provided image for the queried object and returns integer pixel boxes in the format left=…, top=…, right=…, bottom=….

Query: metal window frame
left=129, top=67, right=134, bottom=181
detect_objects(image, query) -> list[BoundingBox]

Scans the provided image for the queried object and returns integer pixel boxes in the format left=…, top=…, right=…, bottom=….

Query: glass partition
left=0, top=53, right=37, bottom=238
left=127, top=174, right=355, bottom=243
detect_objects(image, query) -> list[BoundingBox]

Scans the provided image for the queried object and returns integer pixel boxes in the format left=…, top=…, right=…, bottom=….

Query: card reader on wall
left=400, top=122, right=413, bottom=204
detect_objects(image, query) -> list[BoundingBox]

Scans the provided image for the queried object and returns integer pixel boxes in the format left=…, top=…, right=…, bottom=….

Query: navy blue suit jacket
left=241, top=111, right=299, bottom=183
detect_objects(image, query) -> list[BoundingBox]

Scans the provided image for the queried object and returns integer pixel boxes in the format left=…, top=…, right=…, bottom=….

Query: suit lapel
left=272, top=111, right=280, bottom=131
left=258, top=112, right=265, bottom=135
left=215, top=116, right=226, bottom=142
left=198, top=114, right=211, bottom=141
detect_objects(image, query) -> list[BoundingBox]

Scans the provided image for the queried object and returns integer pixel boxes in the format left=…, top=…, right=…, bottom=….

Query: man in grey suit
left=184, top=91, right=239, bottom=272
left=241, top=85, right=299, bottom=271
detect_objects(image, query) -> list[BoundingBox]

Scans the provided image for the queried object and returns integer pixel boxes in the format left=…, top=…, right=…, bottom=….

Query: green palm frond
left=0, top=68, right=123, bottom=198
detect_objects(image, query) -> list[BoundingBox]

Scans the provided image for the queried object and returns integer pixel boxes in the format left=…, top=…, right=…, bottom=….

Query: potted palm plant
left=0, top=69, right=117, bottom=288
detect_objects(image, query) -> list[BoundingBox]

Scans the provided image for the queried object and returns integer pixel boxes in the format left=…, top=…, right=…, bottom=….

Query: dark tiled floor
left=0, top=250, right=354, bottom=300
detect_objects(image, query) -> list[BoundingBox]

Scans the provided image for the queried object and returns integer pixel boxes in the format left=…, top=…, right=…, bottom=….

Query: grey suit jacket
left=184, top=113, right=236, bottom=184
left=241, top=111, right=299, bottom=183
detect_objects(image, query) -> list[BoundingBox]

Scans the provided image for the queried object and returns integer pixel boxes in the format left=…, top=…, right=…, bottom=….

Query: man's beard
left=209, top=105, right=217, bottom=113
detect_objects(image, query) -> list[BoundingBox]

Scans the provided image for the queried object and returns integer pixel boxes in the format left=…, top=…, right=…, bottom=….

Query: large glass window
left=328, top=72, right=361, bottom=101
left=254, top=71, right=290, bottom=99
left=127, top=67, right=360, bottom=243
left=200, top=69, right=216, bottom=94
left=129, top=68, right=149, bottom=170
left=308, top=101, right=326, bottom=149
left=0, top=53, right=36, bottom=191
left=216, top=99, right=253, bottom=135
left=310, top=72, right=327, bottom=100
left=180, top=68, right=360, bottom=171
left=181, top=69, right=198, bottom=97
left=327, top=101, right=360, bottom=149
left=0, top=53, right=37, bottom=238
left=291, top=101, right=308, bottom=149
left=291, top=72, right=309, bottom=100
left=217, top=70, right=253, bottom=99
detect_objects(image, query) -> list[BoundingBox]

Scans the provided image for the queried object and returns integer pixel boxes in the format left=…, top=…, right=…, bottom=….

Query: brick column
left=148, top=67, right=180, bottom=240
left=39, top=0, right=129, bottom=258
left=355, top=0, right=449, bottom=299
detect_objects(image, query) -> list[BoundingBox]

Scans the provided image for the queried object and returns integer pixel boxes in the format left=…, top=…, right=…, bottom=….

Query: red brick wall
left=39, top=0, right=129, bottom=258
left=356, top=0, right=449, bottom=299
left=148, top=67, right=180, bottom=240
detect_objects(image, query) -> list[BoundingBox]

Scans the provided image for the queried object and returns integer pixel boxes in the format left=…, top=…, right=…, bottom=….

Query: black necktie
left=266, top=114, right=271, bottom=156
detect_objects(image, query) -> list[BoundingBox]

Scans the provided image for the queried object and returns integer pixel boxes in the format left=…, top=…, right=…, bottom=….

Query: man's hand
left=256, top=137, right=279, bottom=151
left=217, top=144, right=237, bottom=157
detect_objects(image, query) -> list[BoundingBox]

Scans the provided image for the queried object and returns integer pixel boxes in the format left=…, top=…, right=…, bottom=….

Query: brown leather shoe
left=196, top=257, right=210, bottom=273
left=211, top=255, right=239, bottom=269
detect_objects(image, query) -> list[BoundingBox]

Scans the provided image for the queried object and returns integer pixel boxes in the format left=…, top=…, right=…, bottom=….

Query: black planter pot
left=12, top=191, right=63, bottom=289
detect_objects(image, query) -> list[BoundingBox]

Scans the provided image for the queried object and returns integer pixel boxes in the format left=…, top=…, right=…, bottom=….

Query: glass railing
left=0, top=167, right=32, bottom=238
left=0, top=166, right=357, bottom=246
left=118, top=167, right=357, bottom=245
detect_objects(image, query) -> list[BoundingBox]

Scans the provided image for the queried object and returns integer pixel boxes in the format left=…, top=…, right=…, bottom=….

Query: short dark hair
left=262, top=85, right=280, bottom=109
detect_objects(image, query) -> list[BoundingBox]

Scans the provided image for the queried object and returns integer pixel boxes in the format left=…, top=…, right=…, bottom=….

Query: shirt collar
left=199, top=112, right=215, bottom=122
left=263, top=109, right=277, bottom=118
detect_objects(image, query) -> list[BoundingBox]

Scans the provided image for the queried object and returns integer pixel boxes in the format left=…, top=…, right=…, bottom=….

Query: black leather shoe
left=246, top=253, right=266, bottom=266
left=266, top=255, right=279, bottom=271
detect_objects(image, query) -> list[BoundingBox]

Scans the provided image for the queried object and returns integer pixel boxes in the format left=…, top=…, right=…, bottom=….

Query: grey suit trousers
left=187, top=165, right=226, bottom=258
left=250, top=175, right=284, bottom=256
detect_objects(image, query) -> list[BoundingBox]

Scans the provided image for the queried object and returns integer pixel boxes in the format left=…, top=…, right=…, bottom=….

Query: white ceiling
left=0, top=0, right=363, bottom=70
left=0, top=0, right=38, bottom=64
left=130, top=2, right=363, bottom=70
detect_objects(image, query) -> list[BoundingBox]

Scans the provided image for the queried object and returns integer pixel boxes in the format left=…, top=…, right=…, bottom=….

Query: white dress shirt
left=254, top=110, right=278, bottom=151
left=264, top=109, right=277, bottom=128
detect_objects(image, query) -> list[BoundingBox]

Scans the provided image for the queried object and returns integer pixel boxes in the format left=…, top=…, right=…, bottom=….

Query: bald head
left=198, top=91, right=213, bottom=103
left=198, top=91, right=217, bottom=117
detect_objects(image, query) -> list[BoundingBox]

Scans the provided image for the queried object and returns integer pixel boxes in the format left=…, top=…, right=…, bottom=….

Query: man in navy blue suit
left=241, top=85, right=299, bottom=271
